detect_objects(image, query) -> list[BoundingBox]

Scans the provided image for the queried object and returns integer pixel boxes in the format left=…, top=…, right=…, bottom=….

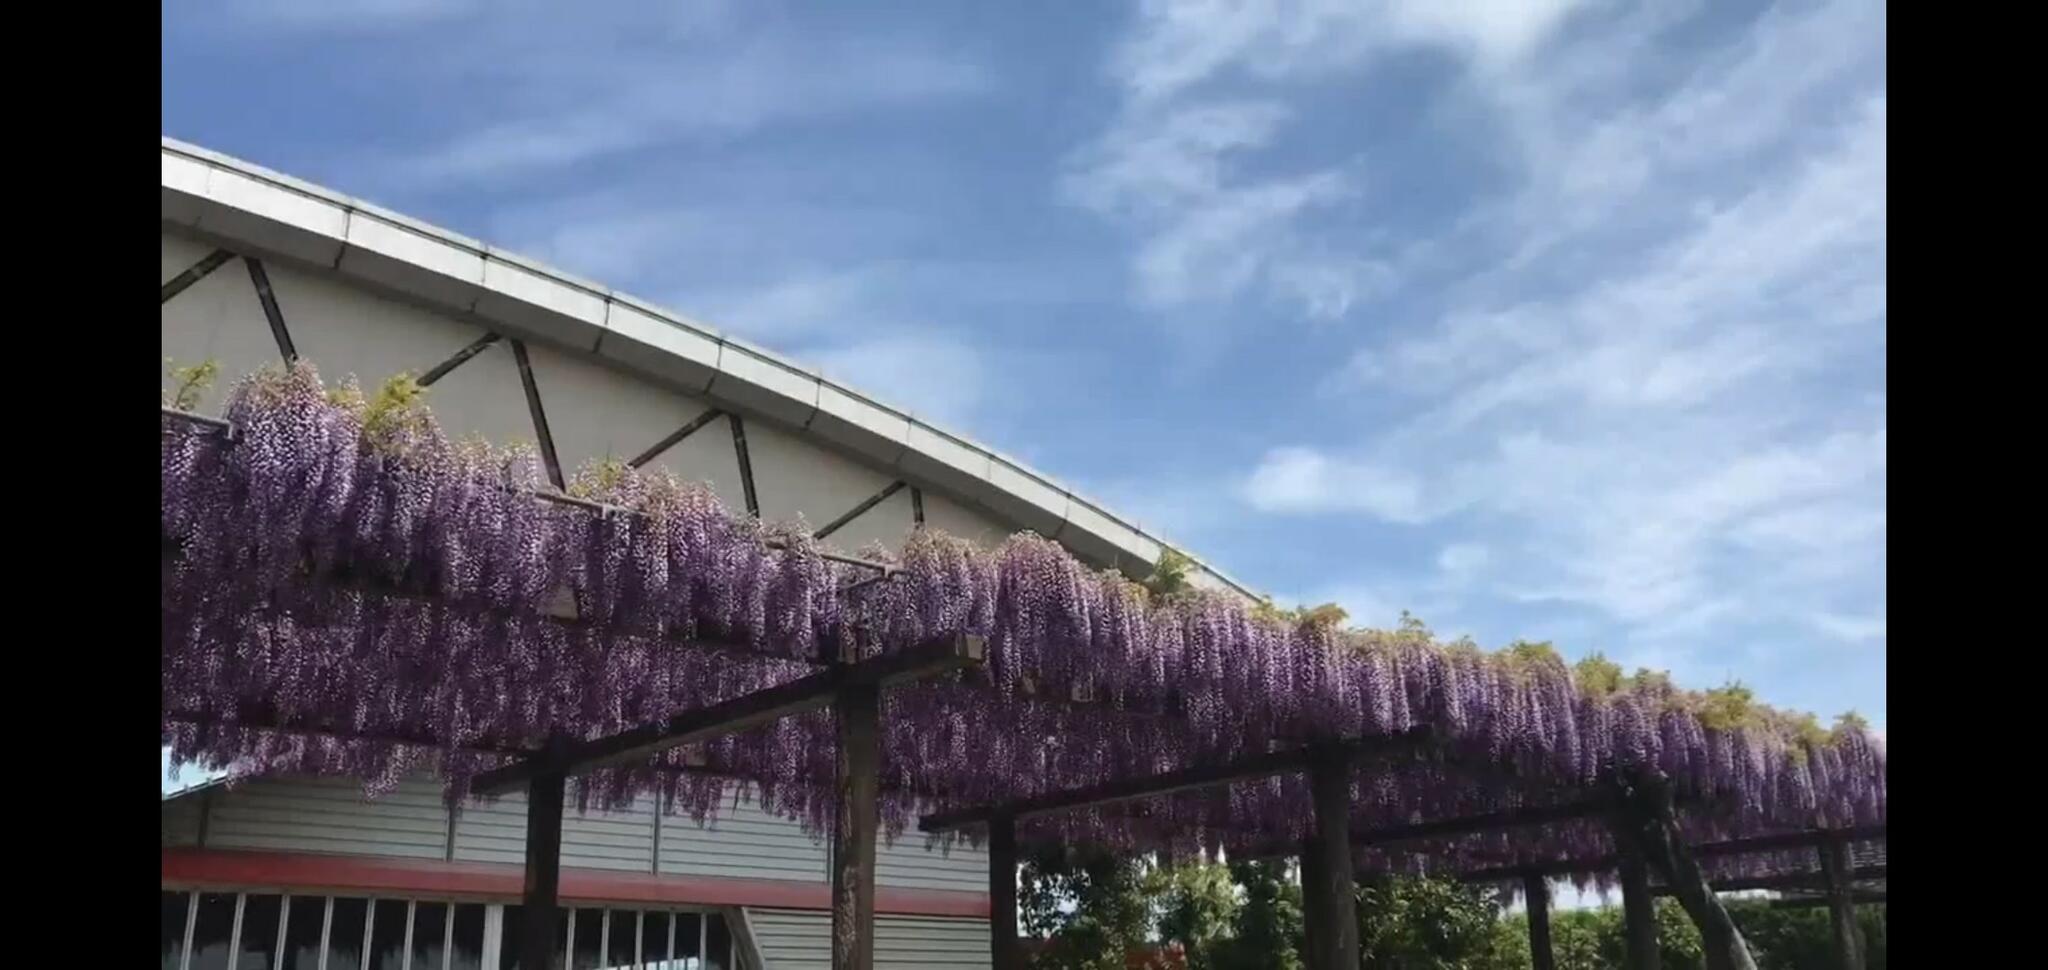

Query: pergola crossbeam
left=1770, top=892, right=1884, bottom=909
left=1651, top=865, right=1885, bottom=896
left=475, top=633, right=986, bottom=795
left=916, top=727, right=1435, bottom=834
left=1356, top=796, right=1616, bottom=847
left=1457, top=825, right=1886, bottom=882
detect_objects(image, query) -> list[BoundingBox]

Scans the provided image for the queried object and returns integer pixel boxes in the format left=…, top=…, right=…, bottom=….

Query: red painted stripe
left=161, top=848, right=990, bottom=918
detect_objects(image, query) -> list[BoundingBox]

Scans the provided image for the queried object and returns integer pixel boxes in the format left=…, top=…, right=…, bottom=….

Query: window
left=500, top=905, right=567, bottom=970
left=604, top=908, right=639, bottom=970
left=672, top=912, right=703, bottom=970
left=187, top=892, right=239, bottom=970
left=568, top=907, right=606, bottom=969
left=327, top=897, right=370, bottom=970
left=159, top=892, right=741, bottom=970
left=448, top=903, right=487, bottom=970
left=411, top=901, right=450, bottom=970
left=236, top=894, right=284, bottom=970
left=704, top=914, right=732, bottom=970
left=639, top=911, right=672, bottom=970
left=279, top=896, right=327, bottom=970
left=161, top=892, right=192, bottom=970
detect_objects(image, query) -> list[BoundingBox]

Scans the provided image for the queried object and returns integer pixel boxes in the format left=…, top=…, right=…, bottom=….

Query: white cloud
left=1063, top=101, right=1374, bottom=316
left=1806, top=610, right=1886, bottom=645
left=321, top=8, right=992, bottom=186
left=1241, top=446, right=1433, bottom=523
left=211, top=0, right=483, bottom=34
left=810, top=335, right=988, bottom=430
left=1067, top=0, right=1603, bottom=319
left=1204, top=2, right=1886, bottom=679
left=1111, top=0, right=1593, bottom=105
left=1436, top=542, right=1490, bottom=576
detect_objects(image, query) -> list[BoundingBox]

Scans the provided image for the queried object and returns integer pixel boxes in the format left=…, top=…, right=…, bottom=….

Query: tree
left=1019, top=846, right=1154, bottom=970
left=1151, top=862, right=1240, bottom=970
left=1211, top=860, right=1304, bottom=970
left=1355, top=874, right=1505, bottom=969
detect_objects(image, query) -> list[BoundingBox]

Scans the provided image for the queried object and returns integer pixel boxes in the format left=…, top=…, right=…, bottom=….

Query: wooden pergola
left=1460, top=826, right=1886, bottom=970
left=161, top=400, right=1885, bottom=970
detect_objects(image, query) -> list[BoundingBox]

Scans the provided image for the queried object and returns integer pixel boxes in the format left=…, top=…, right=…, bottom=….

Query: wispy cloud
left=1240, top=446, right=1433, bottom=523
left=211, top=0, right=484, bottom=34
left=1219, top=1, right=1885, bottom=681
left=402, top=41, right=989, bottom=185
left=208, top=3, right=997, bottom=189
left=1065, top=0, right=1599, bottom=320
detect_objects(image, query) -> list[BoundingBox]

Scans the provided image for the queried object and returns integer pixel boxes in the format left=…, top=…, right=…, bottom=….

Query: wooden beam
left=164, top=707, right=529, bottom=757
left=1298, top=837, right=1324, bottom=968
left=988, top=814, right=1022, bottom=970
left=1302, top=746, right=1359, bottom=970
left=1818, top=834, right=1866, bottom=970
left=1770, top=892, right=1883, bottom=909
left=831, top=684, right=880, bottom=970
left=474, top=634, right=985, bottom=795
left=1525, top=872, right=1556, bottom=970
left=917, top=727, right=1434, bottom=833
left=517, top=767, right=566, bottom=970
left=1616, top=843, right=1660, bottom=970
left=1458, top=825, right=1886, bottom=883
left=1616, top=777, right=1758, bottom=970
left=1356, top=796, right=1614, bottom=848
left=1652, top=866, right=1885, bottom=896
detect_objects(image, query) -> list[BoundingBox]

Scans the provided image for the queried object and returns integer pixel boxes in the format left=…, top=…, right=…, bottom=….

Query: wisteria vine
left=161, top=363, right=1885, bottom=873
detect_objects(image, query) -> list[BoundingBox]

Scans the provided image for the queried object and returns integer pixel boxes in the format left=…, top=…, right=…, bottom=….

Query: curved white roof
left=161, top=137, right=1258, bottom=600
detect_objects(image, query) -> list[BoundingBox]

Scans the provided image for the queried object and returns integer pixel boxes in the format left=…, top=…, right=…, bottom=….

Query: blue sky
left=161, top=0, right=1885, bottom=797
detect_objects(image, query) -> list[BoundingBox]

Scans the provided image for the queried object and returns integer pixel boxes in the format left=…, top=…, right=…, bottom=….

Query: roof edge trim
left=159, top=137, right=1261, bottom=601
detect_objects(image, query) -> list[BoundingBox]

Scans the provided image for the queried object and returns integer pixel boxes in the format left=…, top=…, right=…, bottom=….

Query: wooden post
left=831, top=684, right=880, bottom=970
left=1818, top=834, right=1865, bottom=970
left=1617, top=844, right=1660, bottom=970
left=1297, top=840, right=1324, bottom=968
left=1301, top=748, right=1358, bottom=970
left=988, top=814, right=1021, bottom=970
left=1524, top=871, right=1556, bottom=970
left=1615, top=777, right=1758, bottom=970
left=518, top=768, right=566, bottom=970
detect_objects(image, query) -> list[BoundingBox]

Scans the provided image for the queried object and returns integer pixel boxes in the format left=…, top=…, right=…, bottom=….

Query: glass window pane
left=161, top=892, right=192, bottom=970
left=605, top=909, right=638, bottom=970
left=236, top=894, right=284, bottom=970
left=501, top=906, right=568, bottom=970
left=672, top=913, right=702, bottom=970
left=280, top=896, right=327, bottom=970
left=569, top=907, right=606, bottom=970
left=704, top=914, right=732, bottom=970
left=639, top=911, right=671, bottom=970
left=188, top=892, right=239, bottom=970
left=368, top=900, right=410, bottom=970
left=411, top=902, right=449, bottom=970
left=326, top=897, right=370, bottom=970
left=448, top=903, right=486, bottom=970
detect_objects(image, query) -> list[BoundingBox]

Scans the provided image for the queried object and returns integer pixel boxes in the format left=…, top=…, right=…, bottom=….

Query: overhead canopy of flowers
left=161, top=364, right=1884, bottom=881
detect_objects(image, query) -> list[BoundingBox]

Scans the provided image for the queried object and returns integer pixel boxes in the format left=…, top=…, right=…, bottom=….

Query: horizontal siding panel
left=662, top=797, right=829, bottom=882
left=204, top=776, right=449, bottom=860
left=162, top=794, right=203, bottom=847
left=563, top=795, right=655, bottom=872
left=452, top=792, right=527, bottom=866
left=745, top=909, right=990, bottom=970
left=877, top=836, right=986, bottom=894
left=455, top=792, right=660, bottom=871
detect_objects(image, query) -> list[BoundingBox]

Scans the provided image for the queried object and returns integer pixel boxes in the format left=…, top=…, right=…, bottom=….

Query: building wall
left=745, top=908, right=992, bottom=970
left=164, top=774, right=990, bottom=898
left=162, top=229, right=1023, bottom=561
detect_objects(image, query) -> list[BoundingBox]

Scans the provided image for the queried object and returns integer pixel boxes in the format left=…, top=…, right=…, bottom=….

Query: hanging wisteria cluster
left=161, top=363, right=1885, bottom=871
